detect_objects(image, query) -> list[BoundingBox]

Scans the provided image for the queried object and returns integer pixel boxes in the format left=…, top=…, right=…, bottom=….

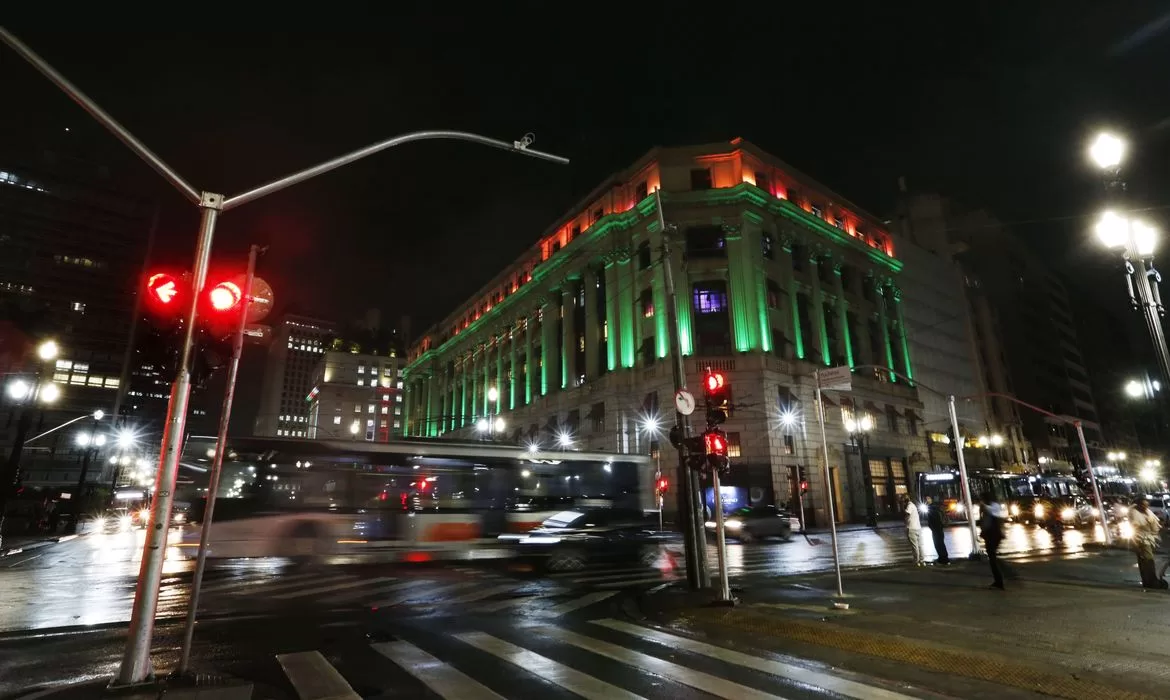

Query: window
left=886, top=405, right=899, bottom=433
left=71, top=301, right=85, bottom=313
left=685, top=225, right=726, bottom=258
left=761, top=233, right=774, bottom=259
left=833, top=217, right=845, bottom=229
left=755, top=172, right=772, bottom=193
left=640, top=337, right=656, bottom=367
left=634, top=181, right=648, bottom=202
left=381, top=406, right=389, bottom=414
left=693, top=284, right=728, bottom=314
left=810, top=205, right=823, bottom=218
left=357, top=365, right=365, bottom=374
left=550, top=240, right=561, bottom=254
left=641, top=288, right=654, bottom=318
left=591, top=402, right=605, bottom=433
left=766, top=279, right=783, bottom=309
left=357, top=379, right=364, bottom=386
left=638, top=241, right=652, bottom=270
left=592, top=208, right=603, bottom=223
left=783, top=434, right=795, bottom=455
left=571, top=224, right=581, bottom=239
left=905, top=409, right=919, bottom=436
left=333, top=416, right=342, bottom=425
left=354, top=405, right=361, bottom=413
left=726, top=432, right=742, bottom=458
left=690, top=168, right=713, bottom=190
left=791, top=243, right=807, bottom=272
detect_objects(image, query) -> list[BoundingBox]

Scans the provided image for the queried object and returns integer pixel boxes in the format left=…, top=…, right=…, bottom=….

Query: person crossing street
left=1130, top=497, right=1167, bottom=590
left=900, top=494, right=924, bottom=566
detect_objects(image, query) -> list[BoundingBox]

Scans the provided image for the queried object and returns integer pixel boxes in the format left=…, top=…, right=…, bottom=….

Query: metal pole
left=657, top=189, right=708, bottom=589
left=117, top=201, right=219, bottom=686
left=177, top=244, right=258, bottom=675
left=815, top=372, right=844, bottom=598
left=23, top=413, right=90, bottom=445
left=1075, top=420, right=1112, bottom=546
left=110, top=205, right=160, bottom=449
left=710, top=466, right=733, bottom=602
left=0, top=409, right=32, bottom=552
left=948, top=394, right=981, bottom=558
left=1129, top=243, right=1170, bottom=385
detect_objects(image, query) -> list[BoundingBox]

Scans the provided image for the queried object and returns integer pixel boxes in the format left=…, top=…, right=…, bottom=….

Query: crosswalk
left=274, top=617, right=923, bottom=699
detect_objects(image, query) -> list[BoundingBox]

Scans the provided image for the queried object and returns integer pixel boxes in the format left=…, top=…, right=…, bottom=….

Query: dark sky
left=4, top=5, right=1170, bottom=337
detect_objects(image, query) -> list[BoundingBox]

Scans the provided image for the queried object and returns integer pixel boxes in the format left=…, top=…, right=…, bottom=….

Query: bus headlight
left=1033, top=504, right=1046, bottom=519
left=918, top=503, right=930, bottom=515
left=119, top=515, right=132, bottom=530
left=1009, top=504, right=1020, bottom=517
left=724, top=519, right=743, bottom=530
left=1061, top=508, right=1076, bottom=521
left=949, top=503, right=964, bottom=514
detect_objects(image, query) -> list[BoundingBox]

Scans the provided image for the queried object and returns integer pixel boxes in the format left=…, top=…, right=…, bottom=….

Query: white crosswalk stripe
left=274, top=617, right=920, bottom=700
left=443, top=583, right=522, bottom=605
left=271, top=576, right=397, bottom=600
left=538, top=591, right=617, bottom=616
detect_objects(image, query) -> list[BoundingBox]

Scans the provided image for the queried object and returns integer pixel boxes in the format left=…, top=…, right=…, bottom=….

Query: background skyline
left=3, top=6, right=1170, bottom=335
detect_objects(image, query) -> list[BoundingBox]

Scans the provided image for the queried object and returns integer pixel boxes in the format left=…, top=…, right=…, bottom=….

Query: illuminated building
left=253, top=315, right=336, bottom=437
left=307, top=345, right=404, bottom=442
left=405, top=139, right=929, bottom=524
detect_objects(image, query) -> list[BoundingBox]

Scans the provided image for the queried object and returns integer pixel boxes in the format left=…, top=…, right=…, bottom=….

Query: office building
left=405, top=139, right=931, bottom=525
left=307, top=347, right=405, bottom=442
left=253, top=315, right=336, bottom=437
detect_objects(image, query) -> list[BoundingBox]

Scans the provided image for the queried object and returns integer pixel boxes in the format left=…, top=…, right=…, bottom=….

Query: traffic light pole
left=709, top=467, right=732, bottom=603
left=177, top=244, right=258, bottom=675
left=814, top=371, right=845, bottom=599
left=947, top=394, right=981, bottom=558
left=657, top=189, right=709, bottom=590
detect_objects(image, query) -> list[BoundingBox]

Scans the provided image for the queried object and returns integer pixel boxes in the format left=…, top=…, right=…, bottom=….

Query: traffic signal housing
left=703, top=370, right=730, bottom=426
left=702, top=428, right=730, bottom=474
left=656, top=477, right=669, bottom=494
left=798, top=466, right=809, bottom=494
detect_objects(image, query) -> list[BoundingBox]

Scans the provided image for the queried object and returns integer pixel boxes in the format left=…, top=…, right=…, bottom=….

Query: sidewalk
left=0, top=533, right=79, bottom=557
left=640, top=550, right=1169, bottom=700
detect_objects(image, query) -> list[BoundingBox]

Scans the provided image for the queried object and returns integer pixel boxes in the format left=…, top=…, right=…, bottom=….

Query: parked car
left=705, top=505, right=793, bottom=543
left=499, top=508, right=680, bottom=572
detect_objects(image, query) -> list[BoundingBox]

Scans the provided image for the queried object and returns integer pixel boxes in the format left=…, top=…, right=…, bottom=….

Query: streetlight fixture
left=476, top=418, right=490, bottom=433
left=1089, top=132, right=1126, bottom=170
left=493, top=417, right=506, bottom=433
left=487, top=386, right=499, bottom=403
left=557, top=431, right=574, bottom=449
left=844, top=412, right=877, bottom=526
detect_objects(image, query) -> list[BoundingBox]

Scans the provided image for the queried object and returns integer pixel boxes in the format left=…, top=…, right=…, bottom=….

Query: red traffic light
left=656, top=478, right=669, bottom=493
left=704, top=372, right=725, bottom=394
left=146, top=273, right=180, bottom=306
left=799, top=480, right=810, bottom=494
left=704, top=431, right=728, bottom=456
left=208, top=280, right=243, bottom=312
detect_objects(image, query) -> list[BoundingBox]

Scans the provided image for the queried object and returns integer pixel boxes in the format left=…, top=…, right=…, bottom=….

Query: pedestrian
left=980, top=492, right=1007, bottom=590
left=1129, top=497, right=1167, bottom=590
left=926, top=496, right=950, bottom=565
left=900, top=494, right=924, bottom=565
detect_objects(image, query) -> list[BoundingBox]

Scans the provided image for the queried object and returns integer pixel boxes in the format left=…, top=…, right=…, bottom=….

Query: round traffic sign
left=246, top=276, right=274, bottom=323
left=674, top=389, right=696, bottom=416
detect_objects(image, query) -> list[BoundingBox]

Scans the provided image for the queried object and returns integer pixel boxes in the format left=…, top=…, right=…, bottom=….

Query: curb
left=0, top=533, right=82, bottom=558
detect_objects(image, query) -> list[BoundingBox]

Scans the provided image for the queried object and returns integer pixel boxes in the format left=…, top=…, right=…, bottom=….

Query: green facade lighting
left=789, top=292, right=804, bottom=359
left=618, top=259, right=636, bottom=368
left=818, top=306, right=831, bottom=366
left=604, top=263, right=618, bottom=371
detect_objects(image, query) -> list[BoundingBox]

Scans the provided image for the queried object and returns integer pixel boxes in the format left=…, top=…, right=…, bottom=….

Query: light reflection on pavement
left=0, top=520, right=1114, bottom=633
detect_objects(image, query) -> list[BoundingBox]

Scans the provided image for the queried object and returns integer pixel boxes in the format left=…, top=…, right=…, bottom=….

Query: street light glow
left=6, top=380, right=30, bottom=401
left=779, top=410, right=798, bottom=428
left=77, top=433, right=91, bottom=447
left=493, top=417, right=506, bottom=433
left=1141, top=466, right=1159, bottom=482
left=117, top=430, right=138, bottom=449
left=1133, top=220, right=1158, bottom=256
left=93, top=409, right=105, bottom=420
left=94, top=434, right=107, bottom=447
left=557, top=431, right=573, bottom=448
left=487, top=386, right=499, bottom=403
left=1095, top=210, right=1129, bottom=249
left=36, top=340, right=59, bottom=361
left=1126, top=379, right=1145, bottom=398
left=39, top=383, right=61, bottom=403
left=476, top=418, right=489, bottom=433
left=1089, top=131, right=1126, bottom=170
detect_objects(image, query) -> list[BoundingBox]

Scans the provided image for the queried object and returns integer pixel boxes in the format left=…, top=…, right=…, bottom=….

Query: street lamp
left=1089, top=132, right=1126, bottom=171
left=487, top=386, right=499, bottom=403
left=493, top=417, right=506, bottom=433
left=844, top=413, right=877, bottom=526
left=476, top=418, right=490, bottom=433
left=557, top=431, right=574, bottom=449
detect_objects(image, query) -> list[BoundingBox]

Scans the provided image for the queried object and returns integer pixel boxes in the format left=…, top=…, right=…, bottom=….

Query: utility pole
left=177, top=244, right=260, bottom=675
left=657, top=188, right=709, bottom=589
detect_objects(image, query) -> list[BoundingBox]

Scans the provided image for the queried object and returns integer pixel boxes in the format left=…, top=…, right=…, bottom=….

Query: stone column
left=424, top=371, right=435, bottom=437
left=483, top=337, right=493, bottom=417
left=540, top=296, right=557, bottom=394
left=470, top=346, right=481, bottom=422
left=495, top=330, right=505, bottom=414
left=809, top=253, right=831, bottom=365
left=725, top=223, right=759, bottom=353
left=649, top=228, right=669, bottom=360
left=583, top=267, right=601, bottom=380
left=877, top=281, right=895, bottom=378
left=603, top=259, right=620, bottom=371
left=834, top=264, right=853, bottom=367
left=561, top=281, right=577, bottom=388
left=524, top=311, right=535, bottom=404
left=617, top=256, right=636, bottom=368
left=508, top=322, right=519, bottom=410
left=458, top=352, right=469, bottom=428
left=892, top=286, right=912, bottom=379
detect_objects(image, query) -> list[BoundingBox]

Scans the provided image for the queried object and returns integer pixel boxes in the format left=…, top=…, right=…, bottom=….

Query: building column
left=470, top=347, right=481, bottom=421
left=482, top=338, right=493, bottom=416
left=834, top=266, right=854, bottom=367
left=583, top=267, right=601, bottom=380
left=424, top=372, right=435, bottom=437
left=725, top=223, right=760, bottom=353
left=561, top=281, right=577, bottom=388
left=402, top=377, right=413, bottom=435
left=458, top=353, right=468, bottom=428
left=892, top=286, right=913, bottom=380
left=540, top=297, right=556, bottom=394
left=508, top=322, right=519, bottom=410
left=617, top=256, right=636, bottom=368
left=604, top=259, right=620, bottom=371
left=524, top=311, right=535, bottom=404
left=877, top=281, right=896, bottom=380
left=495, top=330, right=505, bottom=414
left=810, top=254, right=831, bottom=366
left=668, top=234, right=694, bottom=356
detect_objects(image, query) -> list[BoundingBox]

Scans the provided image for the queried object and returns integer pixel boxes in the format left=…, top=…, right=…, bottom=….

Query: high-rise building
left=405, top=139, right=930, bottom=525
left=307, top=347, right=405, bottom=442
left=253, top=314, right=336, bottom=437
left=906, top=194, right=1102, bottom=468
left=0, top=158, right=153, bottom=487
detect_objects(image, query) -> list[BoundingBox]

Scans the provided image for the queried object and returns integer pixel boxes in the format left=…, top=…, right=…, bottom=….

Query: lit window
left=333, top=416, right=342, bottom=425
left=71, top=302, right=86, bottom=313
left=393, top=420, right=401, bottom=429
left=693, top=285, right=728, bottom=314
left=53, top=372, right=70, bottom=383
left=354, top=405, right=361, bottom=413
left=395, top=407, right=402, bottom=416
left=396, top=381, right=404, bottom=389
left=381, top=406, right=388, bottom=414
left=396, top=395, right=403, bottom=403
left=70, top=375, right=87, bottom=385
left=55, top=360, right=72, bottom=370
left=811, top=205, right=823, bottom=218
left=380, top=420, right=388, bottom=429
left=73, top=363, right=89, bottom=374
left=357, top=379, right=364, bottom=386
left=358, top=365, right=365, bottom=374
left=368, top=404, right=375, bottom=413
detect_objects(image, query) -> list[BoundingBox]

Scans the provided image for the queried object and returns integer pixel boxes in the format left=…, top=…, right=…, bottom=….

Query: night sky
left=4, top=6, right=1170, bottom=337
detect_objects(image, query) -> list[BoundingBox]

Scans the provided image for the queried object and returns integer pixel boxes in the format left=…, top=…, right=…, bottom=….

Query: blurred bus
left=175, top=436, right=654, bottom=560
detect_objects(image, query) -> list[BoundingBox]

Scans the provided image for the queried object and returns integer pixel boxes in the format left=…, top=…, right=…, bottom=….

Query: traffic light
left=656, top=477, right=669, bottom=493
left=798, top=466, right=809, bottom=494
left=143, top=271, right=189, bottom=325
left=702, top=428, right=730, bottom=474
left=703, top=370, right=731, bottom=426
left=198, top=275, right=248, bottom=338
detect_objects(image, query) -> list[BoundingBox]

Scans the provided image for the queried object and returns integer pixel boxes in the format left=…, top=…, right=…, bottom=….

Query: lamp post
left=977, top=433, right=1005, bottom=471
left=640, top=416, right=664, bottom=530
left=1, top=339, right=61, bottom=549
left=845, top=412, right=876, bottom=526
left=69, top=417, right=107, bottom=531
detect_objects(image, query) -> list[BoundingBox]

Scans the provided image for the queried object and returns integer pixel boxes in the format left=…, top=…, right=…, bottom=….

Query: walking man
left=926, top=497, right=950, bottom=565
left=1130, top=497, right=1167, bottom=589
left=900, top=494, right=924, bottom=565
left=980, top=492, right=1007, bottom=590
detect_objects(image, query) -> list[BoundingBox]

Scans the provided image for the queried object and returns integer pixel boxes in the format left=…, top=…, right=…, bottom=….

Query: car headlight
left=119, top=515, right=132, bottom=529
left=137, top=509, right=150, bottom=523
left=724, top=519, right=743, bottom=530
left=1033, top=504, right=1046, bottom=519
left=705, top=521, right=716, bottom=528
left=1120, top=520, right=1135, bottom=539
left=173, top=513, right=186, bottom=524
left=1009, top=504, right=1020, bottom=517
left=949, top=502, right=964, bottom=513
left=1061, top=508, right=1076, bottom=520
left=92, top=516, right=106, bottom=531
